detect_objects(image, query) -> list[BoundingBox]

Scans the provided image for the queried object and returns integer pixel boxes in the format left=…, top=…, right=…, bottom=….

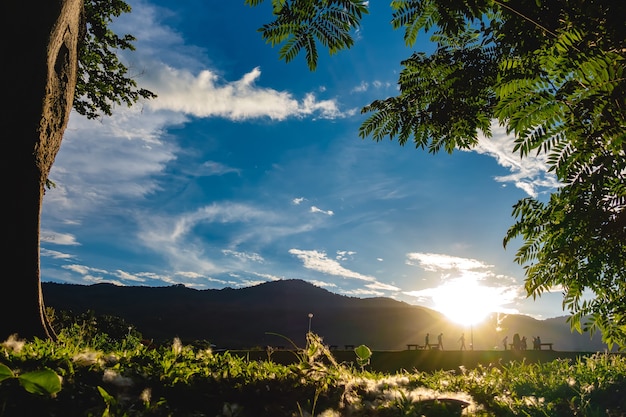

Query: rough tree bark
left=1, top=0, right=84, bottom=341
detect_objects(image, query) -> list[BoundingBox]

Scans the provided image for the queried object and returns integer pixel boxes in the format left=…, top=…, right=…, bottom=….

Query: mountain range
left=42, top=279, right=610, bottom=352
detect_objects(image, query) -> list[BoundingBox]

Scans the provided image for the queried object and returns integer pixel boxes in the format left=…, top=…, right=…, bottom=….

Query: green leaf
left=354, top=344, right=372, bottom=362
left=18, top=369, right=62, bottom=396
left=0, top=362, right=15, bottom=382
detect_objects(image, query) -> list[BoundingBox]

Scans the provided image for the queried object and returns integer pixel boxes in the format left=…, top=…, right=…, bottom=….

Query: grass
left=1, top=317, right=625, bottom=416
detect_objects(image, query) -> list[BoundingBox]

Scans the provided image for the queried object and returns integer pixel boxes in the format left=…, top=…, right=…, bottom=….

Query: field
left=1, top=328, right=626, bottom=417
left=240, top=347, right=606, bottom=374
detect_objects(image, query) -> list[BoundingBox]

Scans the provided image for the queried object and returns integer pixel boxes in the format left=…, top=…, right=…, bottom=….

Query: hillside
left=42, top=279, right=609, bottom=351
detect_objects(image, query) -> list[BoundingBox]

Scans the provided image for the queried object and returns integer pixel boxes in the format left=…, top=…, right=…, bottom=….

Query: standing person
left=458, top=333, right=466, bottom=350
left=425, top=333, right=430, bottom=349
left=513, top=333, right=521, bottom=350
left=437, top=333, right=444, bottom=350
left=521, top=336, right=527, bottom=350
left=502, top=336, right=508, bottom=350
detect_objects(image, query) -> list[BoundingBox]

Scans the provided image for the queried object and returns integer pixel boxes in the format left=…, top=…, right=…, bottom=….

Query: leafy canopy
left=250, top=0, right=626, bottom=348
left=76, top=0, right=156, bottom=119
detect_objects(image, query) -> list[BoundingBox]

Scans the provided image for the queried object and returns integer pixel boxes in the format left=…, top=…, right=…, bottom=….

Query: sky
left=41, top=0, right=567, bottom=325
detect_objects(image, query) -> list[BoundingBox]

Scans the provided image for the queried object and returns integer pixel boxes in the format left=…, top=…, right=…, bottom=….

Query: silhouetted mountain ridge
left=42, top=279, right=609, bottom=351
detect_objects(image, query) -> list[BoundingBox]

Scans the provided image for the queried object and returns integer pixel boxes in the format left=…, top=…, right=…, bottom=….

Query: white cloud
left=336, top=250, right=356, bottom=260
left=113, top=269, right=147, bottom=283
left=472, top=121, right=561, bottom=197
left=342, top=287, right=385, bottom=297
left=135, top=202, right=317, bottom=277
left=406, top=252, right=493, bottom=272
left=196, top=161, right=241, bottom=176
left=366, top=281, right=400, bottom=291
left=62, top=264, right=97, bottom=275
left=310, top=206, right=334, bottom=216
left=136, top=203, right=268, bottom=275
left=307, top=279, right=337, bottom=288
left=41, top=230, right=80, bottom=246
left=289, top=249, right=376, bottom=282
left=40, top=248, right=76, bottom=260
left=112, top=1, right=352, bottom=122
left=352, top=81, right=369, bottom=93
left=292, top=197, right=305, bottom=205
left=222, top=250, right=265, bottom=263
left=144, top=66, right=348, bottom=121
left=45, top=106, right=180, bottom=222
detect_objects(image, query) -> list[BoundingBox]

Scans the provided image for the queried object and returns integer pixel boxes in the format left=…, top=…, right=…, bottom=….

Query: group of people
left=423, top=332, right=474, bottom=350
left=501, top=333, right=543, bottom=350
left=423, top=332, right=544, bottom=351
left=502, top=333, right=526, bottom=350
left=424, top=332, right=445, bottom=350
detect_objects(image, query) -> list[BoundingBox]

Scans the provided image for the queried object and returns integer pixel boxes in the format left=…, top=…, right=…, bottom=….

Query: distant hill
left=42, top=279, right=610, bottom=352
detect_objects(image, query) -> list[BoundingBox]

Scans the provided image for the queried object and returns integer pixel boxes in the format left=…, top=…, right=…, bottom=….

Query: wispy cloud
left=46, top=106, right=179, bottom=222
left=41, top=230, right=80, bottom=246
left=406, top=253, right=493, bottom=272
left=41, top=248, right=76, bottom=260
left=196, top=161, right=241, bottom=176
left=222, top=250, right=265, bottom=263
left=289, top=249, right=376, bottom=282
left=473, top=121, right=561, bottom=197
left=366, top=281, right=400, bottom=291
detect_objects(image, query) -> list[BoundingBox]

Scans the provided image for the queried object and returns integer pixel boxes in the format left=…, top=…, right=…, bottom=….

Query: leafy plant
left=354, top=344, right=372, bottom=371
left=0, top=362, right=61, bottom=396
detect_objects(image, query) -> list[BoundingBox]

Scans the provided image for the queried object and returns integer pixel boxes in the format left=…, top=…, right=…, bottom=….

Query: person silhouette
left=513, top=333, right=521, bottom=350
left=502, top=335, right=508, bottom=350
left=437, top=333, right=444, bottom=350
left=458, top=333, right=466, bottom=350
left=425, top=333, right=430, bottom=349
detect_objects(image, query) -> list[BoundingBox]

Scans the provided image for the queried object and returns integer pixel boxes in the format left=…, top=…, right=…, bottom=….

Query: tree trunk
left=1, top=0, right=84, bottom=341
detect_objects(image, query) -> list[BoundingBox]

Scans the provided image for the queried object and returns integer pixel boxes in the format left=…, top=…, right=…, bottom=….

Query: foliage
left=47, top=308, right=144, bottom=349
left=245, top=0, right=369, bottom=71
left=1, top=329, right=625, bottom=417
left=74, top=0, right=156, bottom=119
left=0, top=362, right=61, bottom=397
left=354, top=344, right=372, bottom=371
left=250, top=0, right=626, bottom=347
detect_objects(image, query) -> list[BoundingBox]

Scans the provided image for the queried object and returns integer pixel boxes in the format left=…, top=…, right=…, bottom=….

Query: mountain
left=42, top=279, right=609, bottom=352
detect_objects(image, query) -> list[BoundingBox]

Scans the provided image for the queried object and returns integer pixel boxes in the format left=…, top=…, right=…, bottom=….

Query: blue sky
left=41, top=0, right=566, bottom=324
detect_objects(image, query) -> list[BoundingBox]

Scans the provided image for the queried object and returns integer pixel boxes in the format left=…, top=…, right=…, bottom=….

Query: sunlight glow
left=429, top=278, right=512, bottom=326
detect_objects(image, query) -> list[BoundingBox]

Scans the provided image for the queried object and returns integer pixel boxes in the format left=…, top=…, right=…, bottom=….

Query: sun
left=429, top=277, right=506, bottom=326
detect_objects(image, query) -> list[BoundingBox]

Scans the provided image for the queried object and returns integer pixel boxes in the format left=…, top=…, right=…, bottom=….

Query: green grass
left=1, top=329, right=625, bottom=416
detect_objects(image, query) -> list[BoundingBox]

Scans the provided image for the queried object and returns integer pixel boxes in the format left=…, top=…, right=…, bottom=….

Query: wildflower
left=103, top=369, right=134, bottom=388
left=1, top=334, right=25, bottom=353
left=172, top=337, right=183, bottom=355
left=582, top=383, right=594, bottom=394
left=73, top=351, right=101, bottom=366
left=140, top=388, right=151, bottom=404
left=567, top=377, right=576, bottom=386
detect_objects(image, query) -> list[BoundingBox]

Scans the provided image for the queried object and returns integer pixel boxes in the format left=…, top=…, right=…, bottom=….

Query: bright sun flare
left=430, top=278, right=507, bottom=326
